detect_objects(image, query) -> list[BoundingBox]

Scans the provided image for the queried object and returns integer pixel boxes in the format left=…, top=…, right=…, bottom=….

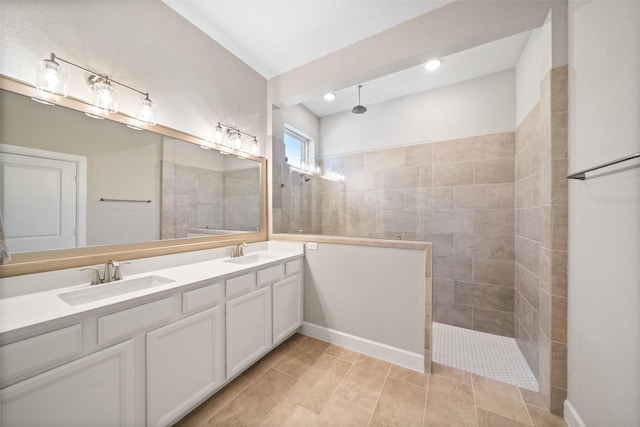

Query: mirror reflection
left=0, top=88, right=260, bottom=254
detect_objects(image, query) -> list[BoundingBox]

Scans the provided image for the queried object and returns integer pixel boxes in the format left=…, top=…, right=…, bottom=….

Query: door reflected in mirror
left=0, top=88, right=261, bottom=255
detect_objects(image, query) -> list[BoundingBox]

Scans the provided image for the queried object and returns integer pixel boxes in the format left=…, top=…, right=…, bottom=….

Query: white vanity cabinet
left=0, top=252, right=304, bottom=427
left=146, top=305, right=225, bottom=427
left=225, top=285, right=272, bottom=378
left=0, top=339, right=136, bottom=427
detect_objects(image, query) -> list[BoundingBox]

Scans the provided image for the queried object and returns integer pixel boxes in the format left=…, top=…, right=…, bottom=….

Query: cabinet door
left=272, top=274, right=303, bottom=345
left=226, top=286, right=272, bottom=378
left=147, top=306, right=225, bottom=427
left=0, top=340, right=136, bottom=427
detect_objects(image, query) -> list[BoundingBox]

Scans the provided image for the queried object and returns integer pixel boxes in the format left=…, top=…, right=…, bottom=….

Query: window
left=284, top=126, right=312, bottom=170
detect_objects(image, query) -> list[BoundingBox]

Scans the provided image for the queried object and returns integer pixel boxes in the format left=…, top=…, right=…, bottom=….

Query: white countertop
left=0, top=247, right=302, bottom=337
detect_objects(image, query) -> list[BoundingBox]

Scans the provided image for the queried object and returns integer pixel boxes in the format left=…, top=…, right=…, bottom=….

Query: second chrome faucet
left=81, top=260, right=128, bottom=285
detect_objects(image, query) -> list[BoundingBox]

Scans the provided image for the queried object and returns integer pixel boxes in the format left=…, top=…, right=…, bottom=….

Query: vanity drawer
left=0, top=324, right=82, bottom=385
left=98, top=297, right=173, bottom=345
left=226, top=273, right=256, bottom=299
left=257, top=264, right=285, bottom=287
left=183, top=282, right=224, bottom=314
left=285, top=259, right=302, bottom=276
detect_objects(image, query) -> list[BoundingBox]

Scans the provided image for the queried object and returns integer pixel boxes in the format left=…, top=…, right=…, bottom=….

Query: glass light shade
left=233, top=131, right=243, bottom=149
left=251, top=139, right=259, bottom=156
left=213, top=124, right=223, bottom=143
left=93, top=79, right=117, bottom=113
left=36, top=59, right=67, bottom=96
left=137, top=97, right=156, bottom=125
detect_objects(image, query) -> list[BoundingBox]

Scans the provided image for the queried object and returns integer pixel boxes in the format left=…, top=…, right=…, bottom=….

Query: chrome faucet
left=80, top=260, right=128, bottom=285
left=231, top=242, right=248, bottom=258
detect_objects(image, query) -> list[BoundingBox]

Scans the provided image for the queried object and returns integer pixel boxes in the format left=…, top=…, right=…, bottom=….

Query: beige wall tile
left=421, top=165, right=433, bottom=187
left=404, top=188, right=432, bottom=211
left=433, top=255, right=473, bottom=281
left=551, top=342, right=567, bottom=390
left=425, top=210, right=474, bottom=234
left=516, top=172, right=542, bottom=209
left=472, top=307, right=515, bottom=337
left=432, top=140, right=456, bottom=164
left=455, top=132, right=515, bottom=162
left=515, top=237, right=539, bottom=275
left=376, top=210, right=418, bottom=233
left=364, top=147, right=405, bottom=170
left=551, top=66, right=568, bottom=114
left=420, top=233, right=454, bottom=257
left=516, top=207, right=541, bottom=242
left=551, top=250, right=568, bottom=298
left=515, top=263, right=539, bottom=310
left=551, top=111, right=568, bottom=160
left=552, top=296, right=568, bottom=343
left=433, top=161, right=474, bottom=186
left=473, top=259, right=515, bottom=287
left=515, top=291, right=536, bottom=339
left=454, top=281, right=514, bottom=312
left=550, top=204, right=568, bottom=251
left=474, top=210, right=515, bottom=235
left=455, top=234, right=514, bottom=261
left=455, top=184, right=515, bottom=210
left=551, top=159, right=568, bottom=205
left=538, top=288, right=552, bottom=339
left=433, top=301, right=473, bottom=329
left=433, top=186, right=454, bottom=209
left=516, top=320, right=539, bottom=376
left=474, top=158, right=516, bottom=184
left=433, top=278, right=455, bottom=304
left=405, top=143, right=433, bottom=167
left=515, top=139, right=542, bottom=182
left=538, top=330, right=551, bottom=382
left=539, top=160, right=552, bottom=206
left=374, top=167, right=421, bottom=189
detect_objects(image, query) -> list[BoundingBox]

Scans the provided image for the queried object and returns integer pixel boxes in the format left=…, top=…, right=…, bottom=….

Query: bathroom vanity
left=0, top=245, right=303, bottom=427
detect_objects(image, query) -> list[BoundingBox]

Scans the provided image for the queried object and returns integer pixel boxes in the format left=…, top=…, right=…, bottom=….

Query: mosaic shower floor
left=432, top=322, right=539, bottom=391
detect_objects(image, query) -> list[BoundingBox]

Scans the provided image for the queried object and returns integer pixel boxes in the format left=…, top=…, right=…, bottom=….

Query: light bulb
left=251, top=138, right=259, bottom=156
left=137, top=96, right=155, bottom=125
left=36, top=57, right=67, bottom=96
left=93, top=78, right=117, bottom=113
left=214, top=123, right=223, bottom=143
left=324, top=92, right=336, bottom=101
left=424, top=58, right=442, bottom=71
left=233, top=131, right=243, bottom=149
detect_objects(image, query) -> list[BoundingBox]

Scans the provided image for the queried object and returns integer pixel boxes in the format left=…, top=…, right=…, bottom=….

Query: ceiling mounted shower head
left=352, top=85, right=367, bottom=115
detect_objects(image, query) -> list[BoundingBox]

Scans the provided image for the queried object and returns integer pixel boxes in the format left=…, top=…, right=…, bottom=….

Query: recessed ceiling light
left=323, top=92, right=336, bottom=101
left=424, top=59, right=442, bottom=71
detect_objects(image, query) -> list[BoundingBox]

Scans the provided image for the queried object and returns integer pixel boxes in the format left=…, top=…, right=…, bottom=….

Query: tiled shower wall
left=162, top=163, right=260, bottom=238
left=514, top=66, right=568, bottom=414
left=274, top=132, right=517, bottom=337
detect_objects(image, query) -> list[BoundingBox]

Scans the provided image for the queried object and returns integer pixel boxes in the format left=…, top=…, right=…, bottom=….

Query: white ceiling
left=162, top=0, right=534, bottom=118
left=161, top=0, right=455, bottom=79
left=303, top=30, right=533, bottom=117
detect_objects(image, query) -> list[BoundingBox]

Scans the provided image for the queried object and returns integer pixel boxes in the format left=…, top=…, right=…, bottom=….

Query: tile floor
left=432, top=322, right=539, bottom=391
left=174, top=334, right=567, bottom=427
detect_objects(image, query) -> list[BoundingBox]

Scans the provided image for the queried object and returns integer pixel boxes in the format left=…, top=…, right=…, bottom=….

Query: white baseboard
left=299, top=322, right=424, bottom=372
left=564, top=400, right=587, bottom=427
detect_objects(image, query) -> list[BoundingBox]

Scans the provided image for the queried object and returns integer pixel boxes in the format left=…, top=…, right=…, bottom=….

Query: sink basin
left=224, top=253, right=277, bottom=265
left=58, top=275, right=175, bottom=306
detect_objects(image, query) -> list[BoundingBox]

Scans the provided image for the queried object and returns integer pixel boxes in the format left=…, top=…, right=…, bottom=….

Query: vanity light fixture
left=35, top=52, right=156, bottom=125
left=424, top=58, right=442, bottom=71
left=212, top=121, right=260, bottom=156
left=323, top=92, right=336, bottom=101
